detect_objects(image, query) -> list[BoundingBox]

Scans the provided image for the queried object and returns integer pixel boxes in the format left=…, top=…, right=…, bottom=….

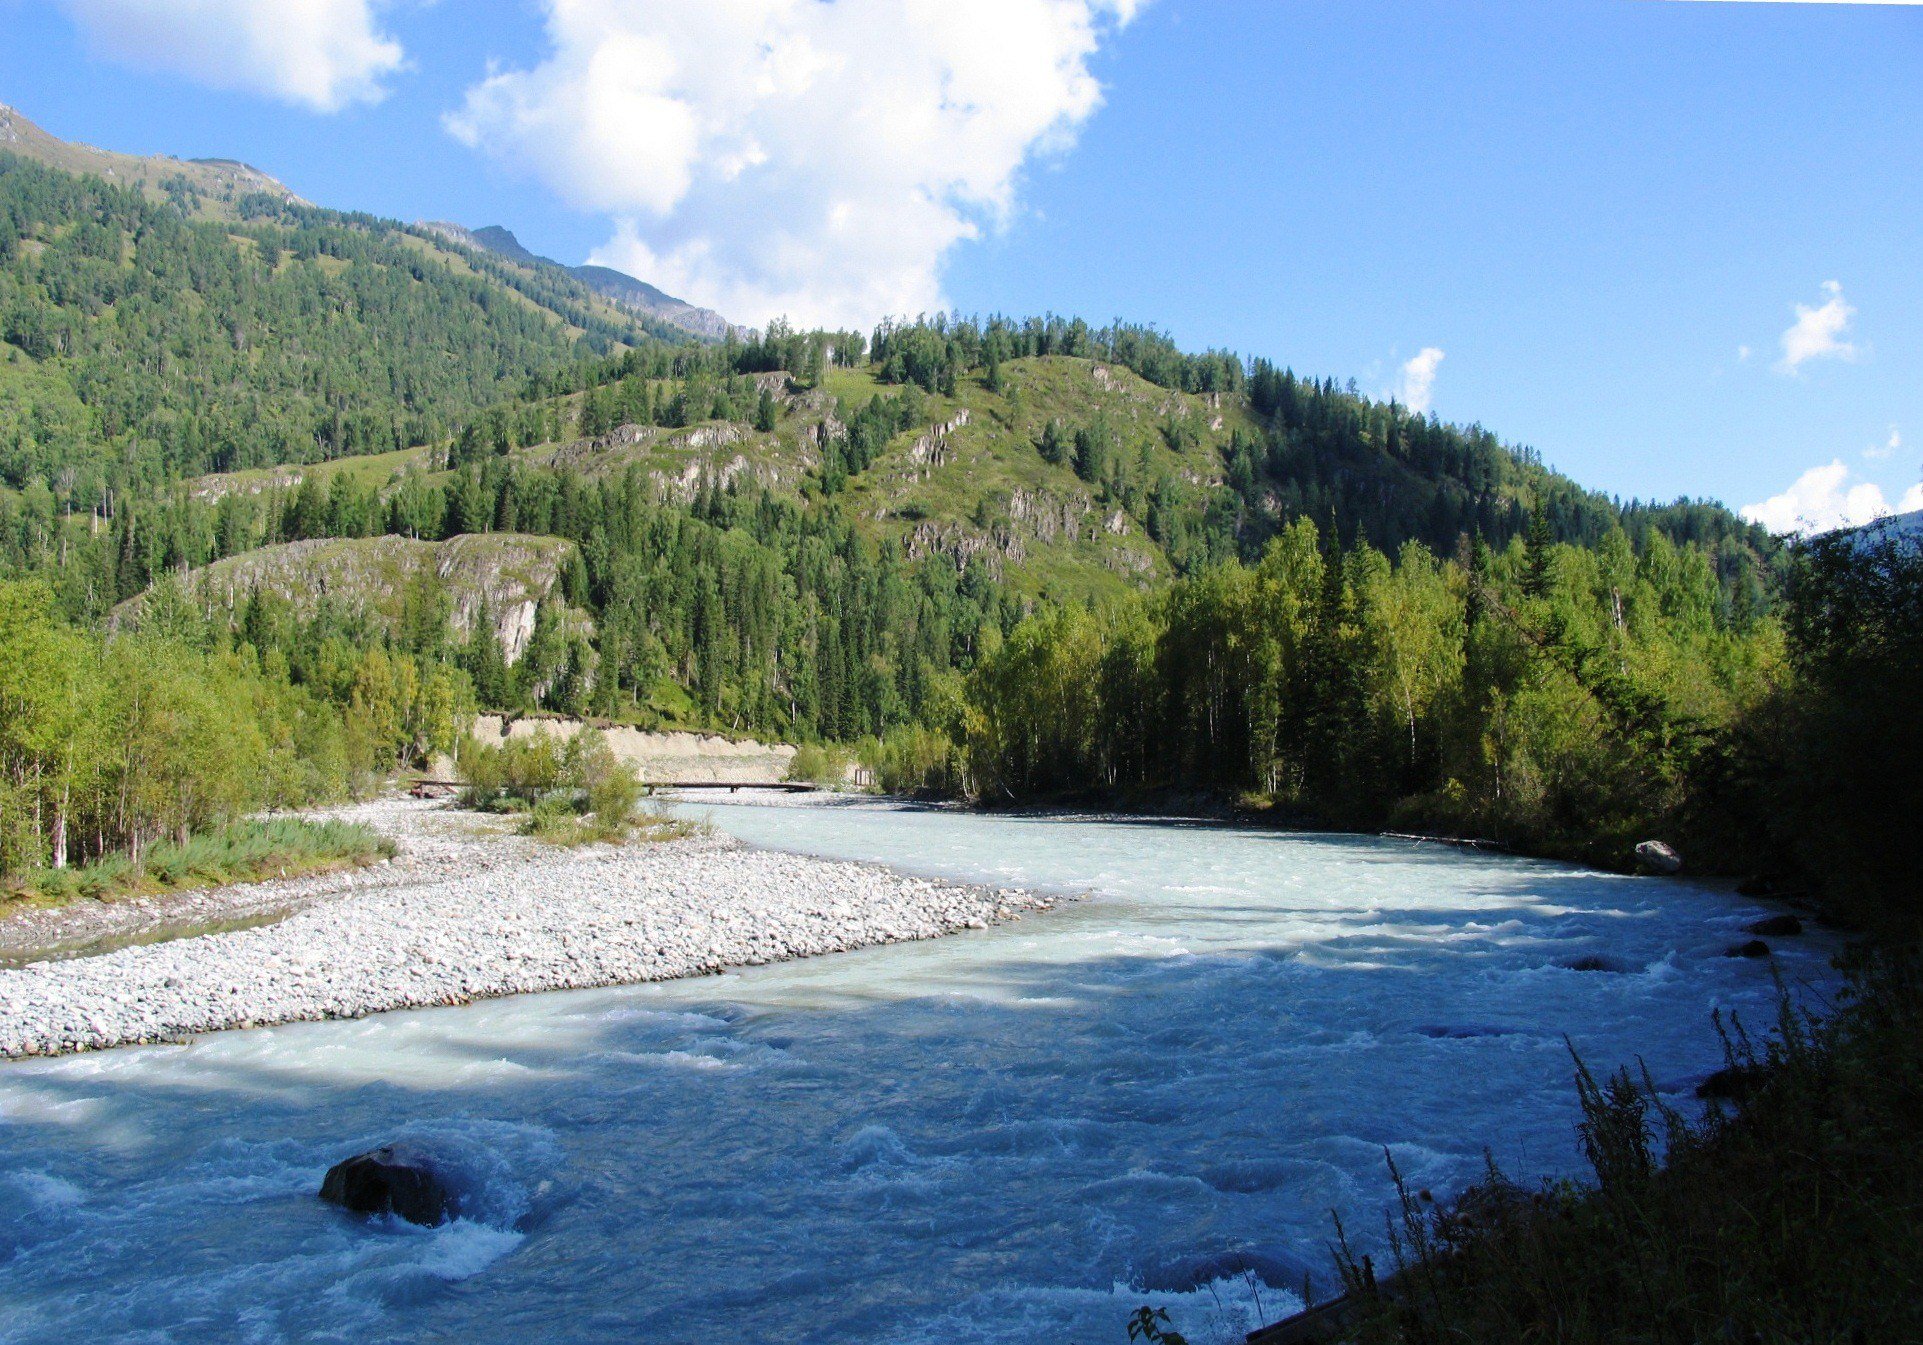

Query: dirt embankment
left=470, top=714, right=798, bottom=785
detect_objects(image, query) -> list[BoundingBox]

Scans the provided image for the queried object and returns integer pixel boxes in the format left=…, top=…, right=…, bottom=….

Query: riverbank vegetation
left=1243, top=527, right=1923, bottom=1344
left=0, top=579, right=470, bottom=897
left=882, top=514, right=1772, bottom=870
left=456, top=729, right=691, bottom=845
left=4, top=817, right=394, bottom=906
left=1321, top=957, right=1923, bottom=1344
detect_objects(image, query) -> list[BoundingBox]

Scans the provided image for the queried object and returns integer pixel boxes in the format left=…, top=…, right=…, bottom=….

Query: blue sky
left=0, top=0, right=1918, bottom=527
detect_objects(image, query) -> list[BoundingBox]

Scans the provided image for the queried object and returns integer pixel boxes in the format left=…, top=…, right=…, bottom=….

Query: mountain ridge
left=0, top=100, right=301, bottom=219
left=419, top=220, right=736, bottom=343
left=0, top=100, right=728, bottom=343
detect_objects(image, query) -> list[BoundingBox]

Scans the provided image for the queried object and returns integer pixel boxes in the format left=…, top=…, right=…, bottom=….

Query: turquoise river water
left=0, top=801, right=1832, bottom=1344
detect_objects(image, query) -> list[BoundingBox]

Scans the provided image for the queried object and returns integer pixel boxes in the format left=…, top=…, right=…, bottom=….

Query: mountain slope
left=1847, top=507, right=1923, bottom=547
left=0, top=144, right=682, bottom=494
left=420, top=221, right=735, bottom=342
left=162, top=336, right=1774, bottom=614
left=0, top=101, right=300, bottom=221
left=461, top=326, right=1774, bottom=603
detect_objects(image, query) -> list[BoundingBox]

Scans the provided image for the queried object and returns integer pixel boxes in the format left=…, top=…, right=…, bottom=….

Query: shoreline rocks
left=0, top=798, right=1055, bottom=1062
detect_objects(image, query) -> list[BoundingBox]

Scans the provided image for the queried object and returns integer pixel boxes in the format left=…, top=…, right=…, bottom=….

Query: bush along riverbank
left=1298, top=956, right=1923, bottom=1344
left=1220, top=529, right=1923, bottom=1344
left=455, top=728, right=697, bottom=846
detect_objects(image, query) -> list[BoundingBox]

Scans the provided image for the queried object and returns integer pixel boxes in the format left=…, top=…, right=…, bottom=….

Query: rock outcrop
left=110, top=534, right=583, bottom=664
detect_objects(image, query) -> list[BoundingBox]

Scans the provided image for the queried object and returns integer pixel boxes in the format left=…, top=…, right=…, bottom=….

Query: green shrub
left=519, top=795, right=580, bottom=841
left=865, top=725, right=963, bottom=796
left=77, top=855, right=133, bottom=898
left=458, top=731, right=568, bottom=808
left=786, top=741, right=850, bottom=786
left=458, top=727, right=641, bottom=822
left=588, top=764, right=643, bottom=831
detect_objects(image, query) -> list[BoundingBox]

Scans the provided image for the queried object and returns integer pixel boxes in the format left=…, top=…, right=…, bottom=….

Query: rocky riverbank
left=0, top=796, right=1054, bottom=1060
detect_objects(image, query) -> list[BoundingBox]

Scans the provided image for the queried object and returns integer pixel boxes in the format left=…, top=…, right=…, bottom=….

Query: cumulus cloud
left=60, top=0, right=405, bottom=112
left=1775, top=279, right=1858, bottom=374
left=1396, top=347, right=1445, bottom=414
left=1865, top=426, right=1901, bottom=461
left=1741, top=459, right=1923, bottom=535
left=444, top=0, right=1143, bottom=329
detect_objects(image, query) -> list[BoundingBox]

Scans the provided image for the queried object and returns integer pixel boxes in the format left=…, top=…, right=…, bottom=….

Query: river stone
left=319, top=1144, right=456, bottom=1227
left=1746, top=914, right=1803, bottom=937
left=1726, top=939, right=1771, bottom=959
left=1559, top=954, right=1629, bottom=973
left=1695, top=1065, right=1765, bottom=1102
left=1634, top=840, right=1682, bottom=875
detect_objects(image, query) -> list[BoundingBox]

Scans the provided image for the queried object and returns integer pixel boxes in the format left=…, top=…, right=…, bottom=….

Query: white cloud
left=444, top=0, right=1143, bottom=329
left=1775, top=279, right=1858, bottom=374
left=1741, top=459, right=1918, bottom=535
left=61, top=0, right=405, bottom=113
left=1865, top=426, right=1901, bottom=461
left=1396, top=347, right=1445, bottom=414
left=1736, top=344, right=1752, bottom=362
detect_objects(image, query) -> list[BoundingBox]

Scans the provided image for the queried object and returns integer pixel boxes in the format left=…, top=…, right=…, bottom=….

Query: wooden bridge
left=645, top=781, right=819, bottom=793
left=407, top=779, right=820, bottom=796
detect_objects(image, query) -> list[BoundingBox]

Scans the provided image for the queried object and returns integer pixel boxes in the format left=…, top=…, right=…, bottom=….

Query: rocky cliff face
left=112, top=534, right=584, bottom=662
left=531, top=418, right=812, bottom=502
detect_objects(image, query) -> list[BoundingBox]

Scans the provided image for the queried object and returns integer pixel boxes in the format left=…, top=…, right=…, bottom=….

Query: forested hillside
left=0, top=150, right=678, bottom=497
left=420, top=221, right=736, bottom=342
left=0, top=119, right=1798, bottom=886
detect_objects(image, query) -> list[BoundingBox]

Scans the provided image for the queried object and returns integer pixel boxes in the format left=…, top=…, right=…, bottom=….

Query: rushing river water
left=0, top=802, right=1832, bottom=1345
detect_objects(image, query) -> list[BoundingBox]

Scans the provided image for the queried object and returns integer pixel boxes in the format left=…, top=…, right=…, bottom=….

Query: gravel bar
left=0, top=797, right=1055, bottom=1060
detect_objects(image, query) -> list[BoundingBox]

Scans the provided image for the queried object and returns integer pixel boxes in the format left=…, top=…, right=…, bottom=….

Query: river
left=0, top=800, right=1832, bottom=1344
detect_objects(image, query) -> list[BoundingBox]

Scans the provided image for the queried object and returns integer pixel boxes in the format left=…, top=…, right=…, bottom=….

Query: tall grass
left=1321, top=955, right=1923, bottom=1344
left=5, top=817, right=395, bottom=906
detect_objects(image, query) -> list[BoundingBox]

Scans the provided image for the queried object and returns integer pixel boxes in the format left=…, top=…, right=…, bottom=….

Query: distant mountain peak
left=419, top=220, right=737, bottom=343
left=0, top=102, right=301, bottom=216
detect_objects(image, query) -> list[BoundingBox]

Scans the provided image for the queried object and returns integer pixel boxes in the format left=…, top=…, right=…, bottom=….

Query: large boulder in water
left=1634, top=840, right=1683, bottom=875
left=1747, top=914, right=1803, bottom=937
left=1695, top=1064, right=1766, bottom=1102
left=319, top=1144, right=456, bottom=1227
